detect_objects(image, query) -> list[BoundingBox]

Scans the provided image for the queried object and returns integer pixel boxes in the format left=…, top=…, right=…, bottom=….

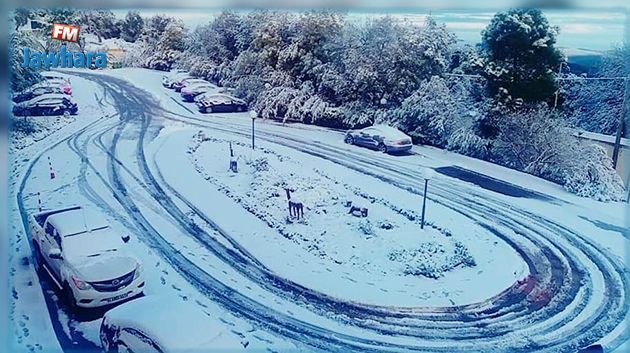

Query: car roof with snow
left=182, top=78, right=207, bottom=85
left=32, top=81, right=65, bottom=89
left=40, top=78, right=70, bottom=86
left=21, top=94, right=70, bottom=105
left=198, top=94, right=237, bottom=104
left=47, top=208, right=110, bottom=237
left=367, top=124, right=409, bottom=138
left=25, top=84, right=61, bottom=92
left=186, top=82, right=213, bottom=89
left=104, top=296, right=245, bottom=351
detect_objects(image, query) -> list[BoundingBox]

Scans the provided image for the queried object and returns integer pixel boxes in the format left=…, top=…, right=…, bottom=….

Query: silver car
left=344, top=124, right=413, bottom=153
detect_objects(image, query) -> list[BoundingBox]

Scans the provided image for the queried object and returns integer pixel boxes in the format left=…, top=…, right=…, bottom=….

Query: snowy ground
left=6, top=68, right=629, bottom=353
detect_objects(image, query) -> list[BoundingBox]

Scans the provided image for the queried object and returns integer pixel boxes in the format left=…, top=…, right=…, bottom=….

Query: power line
left=444, top=72, right=628, bottom=81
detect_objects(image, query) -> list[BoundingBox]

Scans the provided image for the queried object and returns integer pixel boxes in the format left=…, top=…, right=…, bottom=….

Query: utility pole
left=420, top=169, right=434, bottom=230
left=249, top=110, right=257, bottom=150
left=420, top=178, right=428, bottom=229
left=612, top=77, right=628, bottom=169
left=553, top=62, right=563, bottom=109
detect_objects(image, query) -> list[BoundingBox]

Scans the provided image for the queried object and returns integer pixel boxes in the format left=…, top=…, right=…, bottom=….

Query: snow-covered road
left=8, top=69, right=629, bottom=353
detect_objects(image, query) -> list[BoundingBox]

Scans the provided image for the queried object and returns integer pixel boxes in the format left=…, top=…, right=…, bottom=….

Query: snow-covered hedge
left=563, top=144, right=626, bottom=202
left=388, top=241, right=475, bottom=279
left=492, top=105, right=626, bottom=202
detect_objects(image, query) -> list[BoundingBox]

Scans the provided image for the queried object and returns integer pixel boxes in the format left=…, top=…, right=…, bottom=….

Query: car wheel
left=63, top=110, right=70, bottom=118
left=344, top=135, right=354, bottom=144
left=206, top=106, right=213, bottom=113
left=378, top=143, right=388, bottom=153
left=64, top=284, right=78, bottom=313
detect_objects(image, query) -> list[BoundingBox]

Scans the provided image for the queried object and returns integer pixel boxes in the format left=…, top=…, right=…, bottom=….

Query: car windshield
left=62, top=227, right=123, bottom=258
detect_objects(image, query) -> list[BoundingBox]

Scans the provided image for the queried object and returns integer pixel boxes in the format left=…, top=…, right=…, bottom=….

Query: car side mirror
left=121, top=235, right=130, bottom=243
left=48, top=248, right=62, bottom=260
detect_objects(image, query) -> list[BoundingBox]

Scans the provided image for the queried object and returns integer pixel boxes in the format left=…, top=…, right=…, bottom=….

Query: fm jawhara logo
left=21, top=23, right=107, bottom=69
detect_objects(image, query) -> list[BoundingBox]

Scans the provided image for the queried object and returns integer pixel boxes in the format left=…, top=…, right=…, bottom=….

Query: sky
left=112, top=8, right=627, bottom=52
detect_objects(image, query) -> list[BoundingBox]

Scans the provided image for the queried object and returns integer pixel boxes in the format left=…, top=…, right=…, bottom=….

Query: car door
left=40, top=99, right=62, bottom=115
left=214, top=101, right=228, bottom=112
left=357, top=128, right=377, bottom=148
left=41, top=222, right=62, bottom=277
left=49, top=228, right=64, bottom=277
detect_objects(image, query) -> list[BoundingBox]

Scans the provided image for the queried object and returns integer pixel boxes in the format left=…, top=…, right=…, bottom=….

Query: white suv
left=30, top=206, right=145, bottom=310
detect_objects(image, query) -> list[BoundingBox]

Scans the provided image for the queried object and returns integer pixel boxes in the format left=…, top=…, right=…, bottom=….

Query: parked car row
left=162, top=70, right=412, bottom=154
left=162, top=70, right=249, bottom=113
left=12, top=71, right=78, bottom=117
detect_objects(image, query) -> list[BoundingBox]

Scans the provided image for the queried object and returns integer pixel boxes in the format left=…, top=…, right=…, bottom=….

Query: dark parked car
left=12, top=94, right=78, bottom=117
left=12, top=85, right=66, bottom=103
left=162, top=72, right=190, bottom=88
left=195, top=94, right=248, bottom=113
left=344, top=125, right=413, bottom=153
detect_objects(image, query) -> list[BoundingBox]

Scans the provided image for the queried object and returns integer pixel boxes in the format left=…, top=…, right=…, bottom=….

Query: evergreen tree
left=121, top=11, right=144, bottom=42
left=481, top=8, right=563, bottom=104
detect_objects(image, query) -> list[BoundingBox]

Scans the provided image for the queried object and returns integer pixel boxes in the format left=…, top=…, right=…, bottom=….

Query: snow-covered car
left=41, top=71, right=72, bottom=93
left=180, top=82, right=214, bottom=102
left=12, top=85, right=66, bottom=103
left=29, top=206, right=145, bottom=310
left=196, top=94, right=248, bottom=113
left=173, top=78, right=207, bottom=92
left=40, top=78, right=73, bottom=95
left=12, top=94, right=78, bottom=116
left=344, top=124, right=413, bottom=153
left=100, top=296, right=245, bottom=353
left=162, top=71, right=190, bottom=88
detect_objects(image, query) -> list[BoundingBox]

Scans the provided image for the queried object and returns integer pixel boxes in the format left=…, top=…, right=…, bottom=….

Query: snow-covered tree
left=14, top=8, right=30, bottom=30
left=340, top=16, right=456, bottom=112
left=480, top=8, right=564, bottom=104
left=144, top=20, right=186, bottom=71
left=277, top=11, right=344, bottom=85
left=78, top=10, right=120, bottom=41
left=121, top=11, right=144, bottom=42
left=492, top=105, right=573, bottom=180
left=562, top=74, right=624, bottom=135
left=9, top=31, right=43, bottom=92
left=389, top=76, right=461, bottom=146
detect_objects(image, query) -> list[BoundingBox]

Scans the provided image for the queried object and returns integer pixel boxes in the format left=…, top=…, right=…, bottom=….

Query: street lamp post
left=249, top=110, right=257, bottom=150
left=420, top=169, right=435, bottom=230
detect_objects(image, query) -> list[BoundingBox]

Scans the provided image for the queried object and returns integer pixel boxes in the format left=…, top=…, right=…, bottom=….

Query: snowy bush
left=447, top=125, right=491, bottom=159
left=188, top=60, right=218, bottom=82
left=563, top=144, right=626, bottom=202
left=11, top=117, right=37, bottom=135
left=489, top=104, right=625, bottom=201
left=388, top=241, right=476, bottom=279
left=492, top=105, right=572, bottom=181
left=562, top=75, right=624, bottom=135
left=390, top=76, right=460, bottom=146
left=357, top=219, right=375, bottom=236
left=248, top=157, right=270, bottom=173
left=255, top=86, right=301, bottom=121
